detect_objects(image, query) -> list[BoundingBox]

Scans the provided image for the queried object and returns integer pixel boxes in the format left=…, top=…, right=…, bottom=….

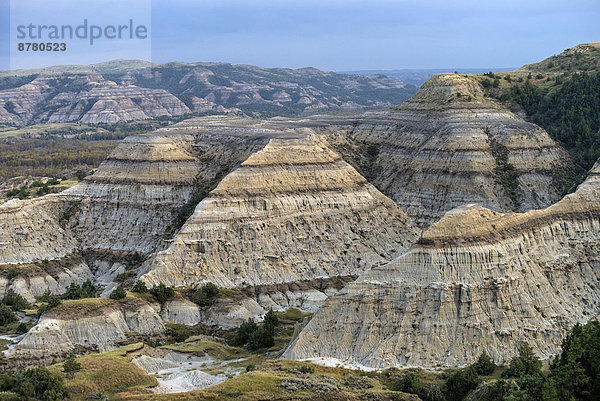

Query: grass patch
left=52, top=343, right=157, bottom=399
left=162, top=337, right=249, bottom=361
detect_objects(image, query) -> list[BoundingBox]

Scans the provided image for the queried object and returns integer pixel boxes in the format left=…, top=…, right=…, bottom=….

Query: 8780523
left=17, top=43, right=67, bottom=51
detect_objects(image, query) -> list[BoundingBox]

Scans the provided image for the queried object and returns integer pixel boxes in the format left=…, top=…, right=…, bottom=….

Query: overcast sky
left=1, top=0, right=599, bottom=71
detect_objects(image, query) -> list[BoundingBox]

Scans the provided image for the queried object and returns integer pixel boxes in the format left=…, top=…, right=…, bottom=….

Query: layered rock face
left=6, top=296, right=164, bottom=363
left=328, top=73, right=572, bottom=226
left=285, top=162, right=600, bottom=369
left=0, top=62, right=417, bottom=124
left=0, top=73, right=190, bottom=125
left=0, top=197, right=78, bottom=264
left=142, top=131, right=419, bottom=288
left=0, top=119, right=274, bottom=300
left=62, top=132, right=201, bottom=253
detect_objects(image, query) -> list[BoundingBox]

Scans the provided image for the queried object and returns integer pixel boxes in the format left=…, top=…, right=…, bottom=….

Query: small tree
left=149, top=283, right=175, bottom=303
left=18, top=367, right=68, bottom=399
left=426, top=384, right=444, bottom=401
left=473, top=351, right=496, bottom=375
left=81, top=280, right=98, bottom=298
left=263, top=309, right=279, bottom=335
left=64, top=282, right=84, bottom=300
left=16, top=322, right=29, bottom=334
left=502, top=343, right=542, bottom=378
left=395, top=371, right=423, bottom=395
left=247, top=325, right=274, bottom=350
left=444, top=365, right=481, bottom=400
left=109, top=286, right=126, bottom=300
left=190, top=283, right=220, bottom=307
left=235, top=318, right=258, bottom=346
left=62, top=355, right=81, bottom=378
left=132, top=281, right=148, bottom=293
left=1, top=289, right=30, bottom=311
left=0, top=304, right=17, bottom=326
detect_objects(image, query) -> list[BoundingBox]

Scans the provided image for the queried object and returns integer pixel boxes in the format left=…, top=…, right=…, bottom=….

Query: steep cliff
left=328, top=74, right=573, bottom=226
left=285, top=161, right=600, bottom=369
left=142, top=130, right=419, bottom=288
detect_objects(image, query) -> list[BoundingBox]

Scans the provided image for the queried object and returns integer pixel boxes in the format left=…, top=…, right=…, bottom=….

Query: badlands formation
left=0, top=61, right=416, bottom=124
left=285, top=161, right=600, bottom=368
left=326, top=74, right=572, bottom=226
left=141, top=131, right=418, bottom=288
left=0, top=72, right=597, bottom=369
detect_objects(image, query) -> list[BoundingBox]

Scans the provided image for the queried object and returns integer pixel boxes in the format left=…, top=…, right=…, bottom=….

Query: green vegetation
left=486, top=128, right=519, bottom=207
left=62, top=280, right=98, bottom=300
left=149, top=283, right=175, bottom=303
left=0, top=137, right=117, bottom=182
left=0, top=304, right=17, bottom=326
left=0, top=367, right=68, bottom=400
left=234, top=310, right=279, bottom=351
left=131, top=281, right=148, bottom=293
left=56, top=343, right=157, bottom=399
left=544, top=320, right=600, bottom=400
left=474, top=351, right=497, bottom=376
left=62, top=355, right=81, bottom=379
left=109, top=286, right=127, bottom=300
left=1, top=289, right=30, bottom=311
left=478, top=69, right=600, bottom=191
left=188, top=282, right=220, bottom=308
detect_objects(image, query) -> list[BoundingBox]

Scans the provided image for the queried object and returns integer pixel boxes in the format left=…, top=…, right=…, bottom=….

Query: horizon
left=0, top=57, right=520, bottom=74
left=1, top=0, right=598, bottom=71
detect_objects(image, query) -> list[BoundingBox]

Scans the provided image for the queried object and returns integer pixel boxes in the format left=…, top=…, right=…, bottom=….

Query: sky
left=1, top=0, right=599, bottom=71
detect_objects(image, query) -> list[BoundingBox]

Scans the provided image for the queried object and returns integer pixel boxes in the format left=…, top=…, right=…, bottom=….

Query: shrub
left=1, top=289, right=30, bottom=311
left=17, top=367, right=68, bottom=400
left=425, top=384, right=444, bottom=401
left=247, top=325, right=274, bottom=350
left=62, top=355, right=81, bottom=378
left=263, top=309, right=279, bottom=335
left=127, top=251, right=144, bottom=267
left=168, top=324, right=192, bottom=343
left=36, top=296, right=62, bottom=318
left=6, top=267, right=19, bottom=280
left=132, top=281, right=148, bottom=293
left=63, top=280, right=97, bottom=300
left=443, top=365, right=481, bottom=400
left=190, top=282, right=220, bottom=307
left=235, top=318, right=258, bottom=346
left=0, top=304, right=17, bottom=326
left=394, top=371, right=423, bottom=395
left=473, top=351, right=496, bottom=375
left=298, top=365, right=314, bottom=375
left=109, top=286, right=126, bottom=300
left=16, top=322, right=29, bottom=334
left=149, top=283, right=175, bottom=303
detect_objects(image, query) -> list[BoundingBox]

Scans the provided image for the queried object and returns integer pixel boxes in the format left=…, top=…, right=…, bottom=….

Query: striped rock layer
left=142, top=131, right=419, bottom=288
left=284, top=161, right=600, bottom=368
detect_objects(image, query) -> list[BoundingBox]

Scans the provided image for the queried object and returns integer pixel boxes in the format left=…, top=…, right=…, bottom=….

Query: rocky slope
left=5, top=296, right=164, bottom=364
left=141, top=129, right=419, bottom=288
left=324, top=73, right=573, bottom=226
left=0, top=118, right=271, bottom=299
left=284, top=161, right=600, bottom=369
left=0, top=73, right=190, bottom=125
left=0, top=116, right=420, bottom=307
left=0, top=61, right=417, bottom=124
